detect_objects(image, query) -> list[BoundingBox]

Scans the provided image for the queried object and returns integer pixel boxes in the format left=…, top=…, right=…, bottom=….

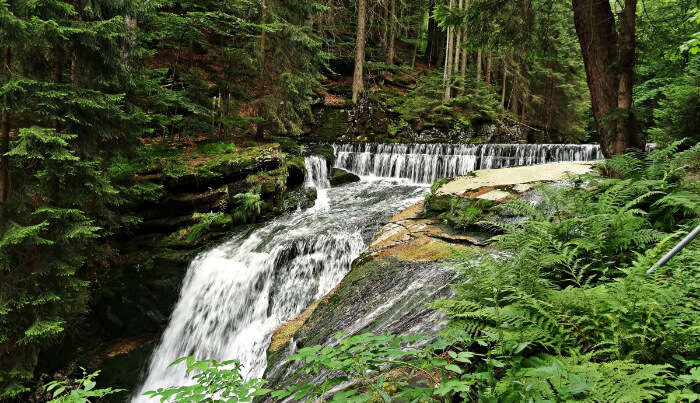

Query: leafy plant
left=143, top=357, right=270, bottom=402
left=44, top=370, right=124, bottom=403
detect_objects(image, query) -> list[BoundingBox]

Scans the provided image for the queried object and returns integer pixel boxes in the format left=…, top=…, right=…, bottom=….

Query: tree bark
left=501, top=60, right=507, bottom=107
left=1, top=46, right=10, bottom=204
left=443, top=0, right=454, bottom=100
left=572, top=0, right=644, bottom=156
left=260, top=0, right=267, bottom=64
left=425, top=2, right=445, bottom=68
left=453, top=0, right=463, bottom=76
left=475, top=49, right=482, bottom=81
left=381, top=1, right=389, bottom=53
left=411, top=1, right=425, bottom=69
left=485, top=52, right=492, bottom=84
left=387, top=0, right=396, bottom=65
left=352, top=0, right=368, bottom=103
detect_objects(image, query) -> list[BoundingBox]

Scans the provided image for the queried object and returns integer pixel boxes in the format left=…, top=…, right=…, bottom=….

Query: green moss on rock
left=329, top=168, right=360, bottom=187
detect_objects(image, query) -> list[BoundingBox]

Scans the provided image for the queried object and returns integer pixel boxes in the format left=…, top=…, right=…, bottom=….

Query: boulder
left=329, top=168, right=360, bottom=187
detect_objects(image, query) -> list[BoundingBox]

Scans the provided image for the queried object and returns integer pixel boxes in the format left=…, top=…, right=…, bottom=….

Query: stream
left=133, top=143, right=602, bottom=400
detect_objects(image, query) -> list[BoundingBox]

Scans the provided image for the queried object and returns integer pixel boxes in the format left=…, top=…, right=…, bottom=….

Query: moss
left=424, top=194, right=457, bottom=212
left=270, top=136, right=302, bottom=155
left=315, top=108, right=346, bottom=141
left=329, top=168, right=360, bottom=187
left=285, top=156, right=306, bottom=187
left=195, top=141, right=237, bottom=155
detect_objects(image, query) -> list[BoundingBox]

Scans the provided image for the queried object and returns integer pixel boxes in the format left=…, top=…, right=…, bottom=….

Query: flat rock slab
left=364, top=201, right=483, bottom=262
left=436, top=162, right=595, bottom=196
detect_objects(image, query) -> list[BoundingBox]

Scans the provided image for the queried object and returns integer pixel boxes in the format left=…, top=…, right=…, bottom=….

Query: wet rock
left=283, top=187, right=317, bottom=212
left=329, top=168, right=360, bottom=187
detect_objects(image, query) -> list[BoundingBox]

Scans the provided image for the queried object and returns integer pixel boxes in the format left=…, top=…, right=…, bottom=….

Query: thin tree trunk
left=501, top=62, right=507, bottom=107
left=485, top=52, right=492, bottom=84
left=461, top=0, right=469, bottom=78
left=443, top=0, right=454, bottom=100
left=511, top=73, right=519, bottom=116
left=381, top=1, right=389, bottom=52
left=260, top=0, right=267, bottom=64
left=453, top=0, right=463, bottom=76
left=475, top=49, right=482, bottom=81
left=411, top=1, right=425, bottom=68
left=0, top=46, right=9, bottom=204
left=352, top=0, right=368, bottom=103
left=616, top=0, right=642, bottom=153
left=387, top=0, right=396, bottom=65
left=572, top=0, right=643, bottom=156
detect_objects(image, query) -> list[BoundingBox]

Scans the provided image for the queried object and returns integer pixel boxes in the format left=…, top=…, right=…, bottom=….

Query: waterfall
left=132, top=159, right=426, bottom=401
left=333, top=143, right=603, bottom=183
left=304, top=155, right=330, bottom=209
left=134, top=143, right=602, bottom=400
left=304, top=155, right=330, bottom=189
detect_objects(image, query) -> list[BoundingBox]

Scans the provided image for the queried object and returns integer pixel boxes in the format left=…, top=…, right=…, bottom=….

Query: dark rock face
left=307, top=97, right=574, bottom=145
left=264, top=258, right=457, bottom=390
left=329, top=168, right=360, bottom=187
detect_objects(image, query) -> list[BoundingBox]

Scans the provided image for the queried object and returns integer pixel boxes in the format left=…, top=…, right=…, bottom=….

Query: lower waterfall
left=133, top=143, right=603, bottom=400
left=132, top=156, right=427, bottom=400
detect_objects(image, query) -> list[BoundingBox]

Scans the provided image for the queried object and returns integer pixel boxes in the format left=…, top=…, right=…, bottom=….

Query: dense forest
left=0, top=0, right=698, bottom=401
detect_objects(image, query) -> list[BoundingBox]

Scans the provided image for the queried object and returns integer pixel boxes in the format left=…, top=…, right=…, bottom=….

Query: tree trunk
left=485, top=52, right=492, bottom=84
left=511, top=73, right=519, bottom=116
left=387, top=0, right=396, bottom=65
left=443, top=0, right=454, bottom=100
left=453, top=0, right=463, bottom=76
left=571, top=0, right=643, bottom=156
left=260, top=0, right=267, bottom=64
left=411, top=1, right=425, bottom=69
left=352, top=0, right=368, bottom=103
left=1, top=46, right=9, bottom=204
left=381, top=1, right=389, bottom=52
left=475, top=49, right=482, bottom=81
left=425, top=12, right=441, bottom=67
left=501, top=61, right=507, bottom=107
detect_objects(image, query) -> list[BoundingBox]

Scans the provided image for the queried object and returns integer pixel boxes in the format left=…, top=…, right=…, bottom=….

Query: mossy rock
left=329, top=168, right=360, bottom=187
left=283, top=187, right=317, bottom=212
left=286, top=156, right=306, bottom=188
left=314, top=108, right=346, bottom=141
left=424, top=194, right=456, bottom=213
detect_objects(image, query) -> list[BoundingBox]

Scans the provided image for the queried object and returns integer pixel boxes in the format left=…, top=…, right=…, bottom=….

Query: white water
left=334, top=143, right=603, bottom=183
left=134, top=143, right=604, bottom=400
left=133, top=156, right=428, bottom=400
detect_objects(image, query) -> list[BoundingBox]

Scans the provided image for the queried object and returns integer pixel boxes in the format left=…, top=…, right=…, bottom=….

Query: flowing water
left=134, top=143, right=602, bottom=400
left=334, top=143, right=603, bottom=183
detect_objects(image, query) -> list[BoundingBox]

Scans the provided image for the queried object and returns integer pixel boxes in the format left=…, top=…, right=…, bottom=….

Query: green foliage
left=232, top=188, right=263, bottom=224
left=0, top=128, right=114, bottom=399
left=143, top=356, right=270, bottom=402
left=44, top=369, right=124, bottom=403
left=635, top=0, right=699, bottom=144
left=185, top=212, right=225, bottom=243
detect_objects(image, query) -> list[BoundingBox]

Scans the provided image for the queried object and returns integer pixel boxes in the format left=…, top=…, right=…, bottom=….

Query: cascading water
left=134, top=143, right=604, bottom=400
left=333, top=143, right=603, bottom=183
left=132, top=157, right=427, bottom=401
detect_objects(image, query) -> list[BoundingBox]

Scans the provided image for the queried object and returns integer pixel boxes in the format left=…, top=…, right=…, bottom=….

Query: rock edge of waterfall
left=263, top=161, right=598, bottom=388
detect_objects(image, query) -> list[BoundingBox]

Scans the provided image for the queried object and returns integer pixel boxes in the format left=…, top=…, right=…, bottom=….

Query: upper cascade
left=333, top=143, right=604, bottom=184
